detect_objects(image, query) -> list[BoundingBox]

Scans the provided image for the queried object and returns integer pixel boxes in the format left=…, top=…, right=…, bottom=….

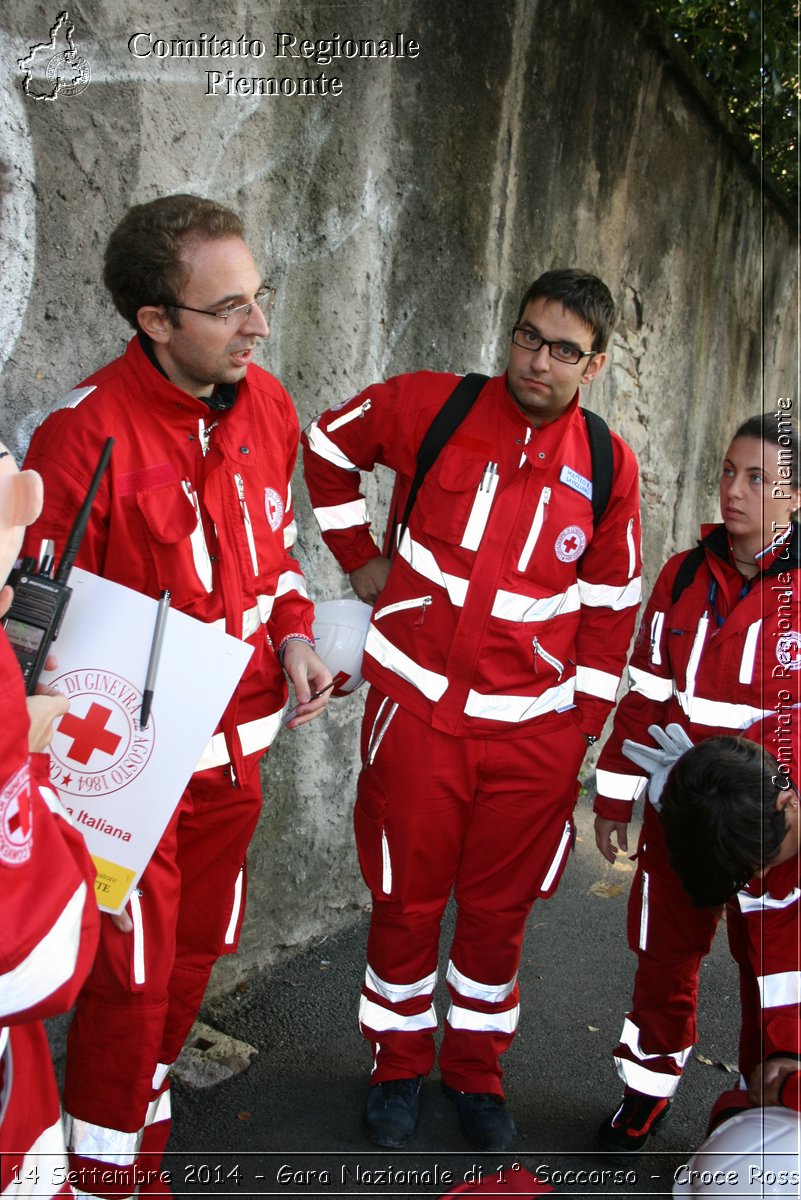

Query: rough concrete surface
left=2, top=0, right=797, bottom=983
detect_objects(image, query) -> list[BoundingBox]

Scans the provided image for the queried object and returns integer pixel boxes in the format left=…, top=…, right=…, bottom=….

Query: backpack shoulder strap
left=581, top=408, right=613, bottom=527
left=392, top=373, right=490, bottom=551
left=671, top=544, right=706, bottom=604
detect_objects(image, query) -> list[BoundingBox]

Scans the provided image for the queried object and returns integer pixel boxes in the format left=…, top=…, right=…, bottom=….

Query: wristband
left=277, top=634, right=315, bottom=664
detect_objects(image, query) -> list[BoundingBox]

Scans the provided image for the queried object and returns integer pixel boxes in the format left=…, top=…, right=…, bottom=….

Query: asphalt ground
left=155, top=790, right=742, bottom=1200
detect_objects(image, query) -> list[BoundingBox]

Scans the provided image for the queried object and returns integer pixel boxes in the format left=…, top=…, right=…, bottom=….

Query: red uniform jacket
left=0, top=631, right=99, bottom=1194
left=22, top=336, right=315, bottom=780
left=303, top=371, right=641, bottom=739
left=595, top=522, right=801, bottom=822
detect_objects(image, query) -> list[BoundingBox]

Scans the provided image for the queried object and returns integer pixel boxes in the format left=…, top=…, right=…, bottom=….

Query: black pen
left=140, top=589, right=171, bottom=729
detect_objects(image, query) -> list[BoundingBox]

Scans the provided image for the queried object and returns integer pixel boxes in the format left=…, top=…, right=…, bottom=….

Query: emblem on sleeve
left=776, top=631, right=801, bottom=671
left=555, top=526, right=587, bottom=563
left=264, top=487, right=285, bottom=532
left=0, top=763, right=33, bottom=867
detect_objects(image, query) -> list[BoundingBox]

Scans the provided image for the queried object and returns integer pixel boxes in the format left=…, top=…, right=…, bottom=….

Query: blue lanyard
left=707, top=577, right=750, bottom=628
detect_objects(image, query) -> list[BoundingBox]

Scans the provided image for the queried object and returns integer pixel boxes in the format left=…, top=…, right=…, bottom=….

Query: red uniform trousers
left=0, top=1024, right=72, bottom=1198
left=355, top=688, right=586, bottom=1096
left=63, top=764, right=263, bottom=1198
left=613, top=802, right=721, bottom=1098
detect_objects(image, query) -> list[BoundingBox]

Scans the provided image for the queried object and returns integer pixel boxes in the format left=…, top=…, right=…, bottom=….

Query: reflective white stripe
left=144, top=1087, right=171, bottom=1128
left=758, top=971, right=801, bottom=1010
left=283, top=518, right=298, bottom=549
left=446, top=961, right=517, bottom=1004
left=446, top=1002, right=520, bottom=1034
left=39, top=784, right=67, bottom=817
left=737, top=887, right=801, bottom=914
left=234, top=474, right=259, bottom=575
left=614, top=1056, right=685, bottom=1098
left=464, top=679, right=575, bottom=723
left=626, top=517, right=636, bottom=578
left=305, top=421, right=360, bottom=471
left=65, top=1114, right=139, bottom=1164
left=313, top=498, right=370, bottom=532
left=50, top=385, right=96, bottom=412
left=397, top=530, right=469, bottom=607
left=676, top=614, right=708, bottom=716
left=739, top=620, right=762, bottom=684
left=325, top=398, right=371, bottom=432
left=195, top=706, right=284, bottom=770
left=365, top=966, right=438, bottom=1004
left=152, top=1061, right=171, bottom=1090
left=518, top=487, right=550, bottom=572
left=381, top=831, right=392, bottom=894
left=274, top=568, right=309, bottom=601
left=578, top=576, right=641, bottom=610
left=492, top=585, right=580, bottom=623
left=628, top=666, right=673, bottom=702
left=358, top=995, right=437, bottom=1034
left=540, top=821, right=572, bottom=893
left=1, top=1122, right=69, bottom=1197
left=364, top=626, right=449, bottom=701
left=242, top=603, right=261, bottom=639
left=366, top=697, right=398, bottom=766
left=181, top=482, right=214, bottom=593
left=224, top=866, right=244, bottom=945
left=650, top=611, right=665, bottom=667
left=680, top=696, right=772, bottom=729
left=639, top=872, right=649, bottom=951
left=0, top=884, right=86, bottom=1019
left=617, top=1015, right=692, bottom=1092
left=129, top=890, right=145, bottom=986
left=595, top=768, right=648, bottom=803
left=461, top=466, right=499, bottom=551
left=575, top=665, right=620, bottom=701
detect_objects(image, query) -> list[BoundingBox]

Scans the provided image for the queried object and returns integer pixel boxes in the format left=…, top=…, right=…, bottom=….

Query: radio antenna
left=54, top=437, right=114, bottom=583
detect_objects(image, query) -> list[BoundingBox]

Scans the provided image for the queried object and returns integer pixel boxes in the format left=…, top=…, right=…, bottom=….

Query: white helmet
left=312, top=599, right=373, bottom=696
left=673, top=1107, right=800, bottom=1196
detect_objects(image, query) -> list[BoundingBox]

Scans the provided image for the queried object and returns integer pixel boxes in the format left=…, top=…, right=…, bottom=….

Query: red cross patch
left=554, top=525, right=587, bottom=563
left=0, top=763, right=33, bottom=867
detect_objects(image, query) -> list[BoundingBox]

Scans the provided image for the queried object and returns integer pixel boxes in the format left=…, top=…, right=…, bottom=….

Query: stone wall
left=1, top=0, right=796, bottom=989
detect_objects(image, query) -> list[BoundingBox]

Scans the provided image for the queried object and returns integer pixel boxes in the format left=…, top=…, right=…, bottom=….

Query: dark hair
left=732, top=411, right=800, bottom=489
left=660, top=736, right=788, bottom=908
left=516, top=269, right=617, bottom=352
left=103, top=194, right=245, bottom=329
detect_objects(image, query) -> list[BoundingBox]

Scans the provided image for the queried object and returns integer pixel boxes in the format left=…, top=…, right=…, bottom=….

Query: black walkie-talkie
left=3, top=437, right=114, bottom=693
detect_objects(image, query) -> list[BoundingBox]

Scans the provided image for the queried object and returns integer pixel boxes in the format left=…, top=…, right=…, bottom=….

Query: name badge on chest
left=559, top=464, right=593, bottom=501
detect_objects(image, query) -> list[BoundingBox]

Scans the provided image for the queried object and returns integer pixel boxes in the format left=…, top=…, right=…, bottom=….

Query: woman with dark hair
left=591, top=411, right=801, bottom=1153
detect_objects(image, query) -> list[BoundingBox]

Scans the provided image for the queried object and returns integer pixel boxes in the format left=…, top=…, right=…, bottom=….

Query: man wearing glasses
left=22, top=194, right=331, bottom=1196
left=303, top=269, right=641, bottom=1151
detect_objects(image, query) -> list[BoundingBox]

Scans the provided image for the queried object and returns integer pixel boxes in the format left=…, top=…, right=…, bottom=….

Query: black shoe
left=595, top=1090, right=671, bottom=1154
left=444, top=1085, right=517, bottom=1151
left=364, top=1077, right=422, bottom=1148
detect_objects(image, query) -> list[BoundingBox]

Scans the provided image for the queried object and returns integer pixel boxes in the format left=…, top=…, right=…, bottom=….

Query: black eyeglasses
left=171, top=287, right=276, bottom=325
left=511, top=325, right=596, bottom=366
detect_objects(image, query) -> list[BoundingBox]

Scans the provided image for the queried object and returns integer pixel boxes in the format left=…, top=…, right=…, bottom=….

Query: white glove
left=621, top=723, right=695, bottom=812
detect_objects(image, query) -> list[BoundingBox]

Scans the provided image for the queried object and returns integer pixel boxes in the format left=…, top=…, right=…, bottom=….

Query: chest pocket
left=136, top=480, right=213, bottom=596
left=417, top=448, right=491, bottom=547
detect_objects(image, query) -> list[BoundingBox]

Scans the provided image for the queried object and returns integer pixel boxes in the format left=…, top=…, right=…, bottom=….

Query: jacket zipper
left=366, top=697, right=398, bottom=766
left=374, top=595, right=432, bottom=626
left=234, top=473, right=259, bottom=575
left=626, top=517, right=636, bottom=578
left=129, top=890, right=146, bottom=985
left=518, top=486, right=551, bottom=572
left=327, top=399, right=372, bottom=433
left=180, top=481, right=214, bottom=593
left=532, top=636, right=564, bottom=679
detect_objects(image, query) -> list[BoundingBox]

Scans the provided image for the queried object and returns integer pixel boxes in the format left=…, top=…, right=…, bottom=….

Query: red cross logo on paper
left=776, top=631, right=801, bottom=672
left=264, top=487, right=285, bottom=533
left=554, top=525, right=587, bottom=563
left=48, top=669, right=156, bottom=799
left=0, top=763, right=33, bottom=867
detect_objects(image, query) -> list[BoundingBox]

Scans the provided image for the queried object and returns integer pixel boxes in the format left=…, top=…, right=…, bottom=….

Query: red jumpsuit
left=0, top=631, right=99, bottom=1198
left=22, top=336, right=315, bottom=1196
left=594, top=522, right=801, bottom=1098
left=303, top=372, right=641, bottom=1093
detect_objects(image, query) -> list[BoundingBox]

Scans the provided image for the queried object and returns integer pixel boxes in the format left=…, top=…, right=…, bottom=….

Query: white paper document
left=42, top=568, right=253, bottom=913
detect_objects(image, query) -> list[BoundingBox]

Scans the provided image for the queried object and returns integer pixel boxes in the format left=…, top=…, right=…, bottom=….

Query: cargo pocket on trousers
left=537, top=819, right=575, bottom=899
